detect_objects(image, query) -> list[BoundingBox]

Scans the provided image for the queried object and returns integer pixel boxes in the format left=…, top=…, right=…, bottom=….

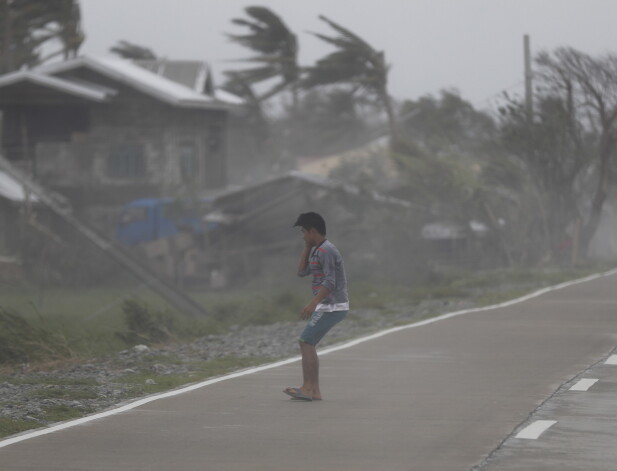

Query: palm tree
left=56, top=0, right=84, bottom=59
left=1, top=0, right=49, bottom=72
left=225, top=6, right=299, bottom=104
left=110, top=40, right=157, bottom=60
left=0, top=0, right=84, bottom=73
left=303, top=15, right=398, bottom=144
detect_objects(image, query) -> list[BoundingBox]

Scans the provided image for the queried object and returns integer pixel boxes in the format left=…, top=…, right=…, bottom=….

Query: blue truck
left=116, top=198, right=206, bottom=246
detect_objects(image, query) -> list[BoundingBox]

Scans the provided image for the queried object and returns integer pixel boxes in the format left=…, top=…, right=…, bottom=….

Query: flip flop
left=283, top=387, right=313, bottom=401
left=291, top=396, right=322, bottom=401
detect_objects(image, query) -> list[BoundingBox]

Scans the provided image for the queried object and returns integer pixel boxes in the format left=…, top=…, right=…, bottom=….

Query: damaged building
left=0, top=55, right=462, bottom=288
left=0, top=55, right=240, bottom=233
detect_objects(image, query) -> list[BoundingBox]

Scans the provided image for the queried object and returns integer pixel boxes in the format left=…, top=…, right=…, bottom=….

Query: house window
left=108, top=144, right=145, bottom=178
left=179, top=142, right=197, bottom=181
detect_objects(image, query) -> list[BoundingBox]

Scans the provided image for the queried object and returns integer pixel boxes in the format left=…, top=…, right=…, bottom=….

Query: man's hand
left=300, top=300, right=318, bottom=320
left=297, top=240, right=314, bottom=276
left=300, top=286, right=330, bottom=320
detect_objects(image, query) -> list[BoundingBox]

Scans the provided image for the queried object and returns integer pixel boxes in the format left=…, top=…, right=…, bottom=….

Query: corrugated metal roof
left=38, top=55, right=230, bottom=109
left=133, top=59, right=245, bottom=105
left=0, top=56, right=244, bottom=108
left=213, top=88, right=245, bottom=105
left=134, top=59, right=204, bottom=90
left=0, top=70, right=111, bottom=102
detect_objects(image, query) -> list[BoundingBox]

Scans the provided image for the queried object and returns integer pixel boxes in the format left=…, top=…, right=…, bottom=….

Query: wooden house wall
left=4, top=67, right=228, bottom=211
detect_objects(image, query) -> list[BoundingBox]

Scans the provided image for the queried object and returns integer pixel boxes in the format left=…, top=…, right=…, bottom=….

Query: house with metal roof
left=0, top=55, right=243, bottom=223
left=132, top=58, right=244, bottom=106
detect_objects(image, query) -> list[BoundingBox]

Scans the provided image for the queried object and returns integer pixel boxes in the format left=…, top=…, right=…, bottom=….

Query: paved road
left=481, top=350, right=617, bottom=471
left=2, top=272, right=617, bottom=470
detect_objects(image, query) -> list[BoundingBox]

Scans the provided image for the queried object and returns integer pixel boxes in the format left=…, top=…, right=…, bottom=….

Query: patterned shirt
left=298, top=239, right=349, bottom=312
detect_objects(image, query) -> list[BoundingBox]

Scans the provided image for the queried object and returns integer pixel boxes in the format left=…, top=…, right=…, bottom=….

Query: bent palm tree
left=225, top=6, right=299, bottom=104
left=56, top=0, right=84, bottom=59
left=0, top=0, right=84, bottom=72
left=304, top=15, right=398, bottom=144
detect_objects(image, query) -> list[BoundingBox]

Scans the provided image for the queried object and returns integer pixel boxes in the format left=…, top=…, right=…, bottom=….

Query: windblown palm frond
left=304, top=15, right=398, bottom=143
left=303, top=16, right=388, bottom=93
left=228, top=65, right=279, bottom=84
left=1, top=0, right=84, bottom=72
left=222, top=72, right=258, bottom=103
left=225, top=6, right=299, bottom=102
left=229, top=7, right=293, bottom=54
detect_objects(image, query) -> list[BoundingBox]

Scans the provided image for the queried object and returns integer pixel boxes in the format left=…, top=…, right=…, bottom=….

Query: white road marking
left=515, top=420, right=557, bottom=439
left=569, top=378, right=599, bottom=391
left=1, top=267, right=617, bottom=449
left=605, top=354, right=617, bottom=365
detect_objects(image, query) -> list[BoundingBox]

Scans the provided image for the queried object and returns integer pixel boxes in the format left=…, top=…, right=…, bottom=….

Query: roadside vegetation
left=1, top=261, right=613, bottom=367
left=0, top=355, right=268, bottom=439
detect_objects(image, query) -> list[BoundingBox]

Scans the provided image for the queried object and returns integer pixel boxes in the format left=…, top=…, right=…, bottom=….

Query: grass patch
left=348, top=283, right=414, bottom=310
left=474, top=289, right=532, bottom=306
left=192, top=288, right=305, bottom=328
left=0, top=307, right=75, bottom=364
left=411, top=284, right=466, bottom=301
left=0, top=417, right=40, bottom=437
left=0, top=283, right=304, bottom=368
left=39, top=405, right=89, bottom=423
left=0, top=285, right=174, bottom=359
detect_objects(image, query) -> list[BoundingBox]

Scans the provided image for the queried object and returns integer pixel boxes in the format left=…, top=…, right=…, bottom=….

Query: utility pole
left=524, top=34, right=533, bottom=122
left=2, top=0, right=13, bottom=73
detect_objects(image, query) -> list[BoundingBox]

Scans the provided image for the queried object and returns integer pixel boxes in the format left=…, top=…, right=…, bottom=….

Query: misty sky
left=78, top=0, right=617, bottom=109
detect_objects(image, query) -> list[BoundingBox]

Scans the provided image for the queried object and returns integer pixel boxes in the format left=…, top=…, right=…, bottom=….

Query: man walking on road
left=284, top=212, right=349, bottom=401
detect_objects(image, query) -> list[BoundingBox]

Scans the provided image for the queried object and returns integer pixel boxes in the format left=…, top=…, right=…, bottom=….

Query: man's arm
left=300, top=285, right=330, bottom=320
left=300, top=247, right=336, bottom=319
left=297, top=243, right=312, bottom=277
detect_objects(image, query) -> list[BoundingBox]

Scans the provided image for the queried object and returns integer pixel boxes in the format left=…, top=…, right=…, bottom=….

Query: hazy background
left=3, top=0, right=617, bottom=421
left=78, top=0, right=617, bottom=107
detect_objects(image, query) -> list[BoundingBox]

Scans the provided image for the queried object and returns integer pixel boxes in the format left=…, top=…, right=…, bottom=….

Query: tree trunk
left=482, top=201, right=514, bottom=267
left=579, top=135, right=613, bottom=255
left=379, top=89, right=399, bottom=148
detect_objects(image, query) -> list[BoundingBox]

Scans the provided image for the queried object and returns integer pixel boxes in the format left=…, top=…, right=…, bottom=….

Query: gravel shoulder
left=0, top=298, right=476, bottom=436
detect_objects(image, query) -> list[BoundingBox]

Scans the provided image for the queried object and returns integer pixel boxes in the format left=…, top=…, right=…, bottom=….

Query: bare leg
left=299, top=341, right=322, bottom=399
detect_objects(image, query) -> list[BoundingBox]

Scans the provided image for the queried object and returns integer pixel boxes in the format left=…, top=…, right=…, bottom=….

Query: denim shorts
left=299, top=310, right=348, bottom=346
